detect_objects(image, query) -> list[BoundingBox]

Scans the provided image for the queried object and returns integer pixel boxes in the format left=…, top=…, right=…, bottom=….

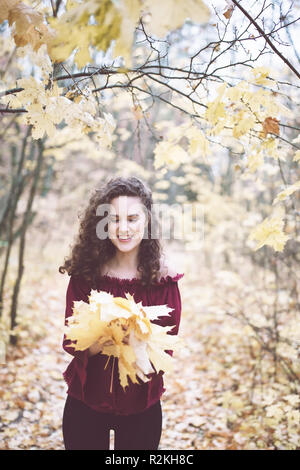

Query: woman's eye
left=109, top=216, right=138, bottom=222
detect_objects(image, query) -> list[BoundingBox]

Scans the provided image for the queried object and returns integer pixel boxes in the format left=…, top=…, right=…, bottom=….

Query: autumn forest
left=0, top=0, right=300, bottom=451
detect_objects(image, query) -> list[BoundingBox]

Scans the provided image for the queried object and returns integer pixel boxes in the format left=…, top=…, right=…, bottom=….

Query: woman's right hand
left=88, top=339, right=103, bottom=357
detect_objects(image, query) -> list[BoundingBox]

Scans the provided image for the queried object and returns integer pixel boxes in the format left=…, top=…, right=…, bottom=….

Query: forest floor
left=0, top=242, right=298, bottom=450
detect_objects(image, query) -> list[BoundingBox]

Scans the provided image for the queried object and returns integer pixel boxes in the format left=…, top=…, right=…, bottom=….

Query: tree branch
left=231, top=0, right=300, bottom=80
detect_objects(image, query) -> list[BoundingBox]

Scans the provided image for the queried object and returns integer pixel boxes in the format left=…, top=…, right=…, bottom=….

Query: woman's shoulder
left=68, top=272, right=92, bottom=291
left=157, top=257, right=184, bottom=283
left=159, top=263, right=178, bottom=279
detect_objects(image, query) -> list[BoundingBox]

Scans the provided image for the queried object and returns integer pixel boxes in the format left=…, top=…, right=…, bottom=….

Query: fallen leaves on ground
left=0, top=254, right=299, bottom=450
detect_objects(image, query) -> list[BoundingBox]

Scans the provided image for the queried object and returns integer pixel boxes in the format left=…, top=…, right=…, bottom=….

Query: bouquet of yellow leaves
left=64, top=289, right=181, bottom=391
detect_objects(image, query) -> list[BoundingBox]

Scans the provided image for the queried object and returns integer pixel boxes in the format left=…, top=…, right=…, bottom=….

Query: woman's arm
left=151, top=269, right=184, bottom=357
left=63, top=276, right=91, bottom=360
left=87, top=339, right=103, bottom=357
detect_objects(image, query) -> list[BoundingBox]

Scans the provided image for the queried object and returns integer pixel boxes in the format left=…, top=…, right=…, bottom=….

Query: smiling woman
left=59, top=176, right=165, bottom=288
left=58, top=176, right=184, bottom=450
left=107, top=194, right=148, bottom=254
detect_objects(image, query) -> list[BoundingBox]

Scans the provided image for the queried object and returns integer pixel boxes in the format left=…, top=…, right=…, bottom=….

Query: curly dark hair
left=59, top=176, right=166, bottom=288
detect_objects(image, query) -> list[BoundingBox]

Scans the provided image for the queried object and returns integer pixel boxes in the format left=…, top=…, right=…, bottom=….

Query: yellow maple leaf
left=226, top=81, right=247, bottom=102
left=118, top=346, right=140, bottom=388
left=74, top=42, right=93, bottom=70
left=232, top=112, right=256, bottom=138
left=64, top=289, right=182, bottom=390
left=186, top=126, right=211, bottom=162
left=205, top=101, right=226, bottom=126
left=246, top=149, right=264, bottom=172
left=46, top=0, right=210, bottom=68
left=247, top=209, right=290, bottom=251
left=0, top=0, right=20, bottom=23
left=112, top=0, right=141, bottom=67
left=250, top=66, right=273, bottom=86
left=16, top=44, right=53, bottom=81
left=272, top=180, right=300, bottom=205
left=147, top=323, right=178, bottom=373
left=6, top=76, right=65, bottom=139
left=143, top=0, right=210, bottom=38
left=65, top=301, right=108, bottom=350
left=293, top=150, right=300, bottom=162
left=153, top=141, right=189, bottom=169
left=48, top=0, right=122, bottom=68
left=3, top=1, right=56, bottom=52
left=113, top=296, right=132, bottom=313
left=24, top=105, right=57, bottom=139
left=205, top=83, right=227, bottom=125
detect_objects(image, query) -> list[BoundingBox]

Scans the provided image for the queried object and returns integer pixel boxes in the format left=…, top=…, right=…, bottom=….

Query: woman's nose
left=118, top=220, right=129, bottom=232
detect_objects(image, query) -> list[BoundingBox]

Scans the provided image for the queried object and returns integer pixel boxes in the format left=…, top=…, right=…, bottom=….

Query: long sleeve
left=62, top=275, right=90, bottom=365
left=62, top=272, right=184, bottom=415
left=150, top=276, right=183, bottom=357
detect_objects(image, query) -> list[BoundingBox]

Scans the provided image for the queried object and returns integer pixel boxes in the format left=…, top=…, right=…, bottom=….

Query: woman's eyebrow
left=110, top=213, right=139, bottom=217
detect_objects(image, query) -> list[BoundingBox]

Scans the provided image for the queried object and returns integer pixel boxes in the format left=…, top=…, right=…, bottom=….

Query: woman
left=59, top=176, right=184, bottom=450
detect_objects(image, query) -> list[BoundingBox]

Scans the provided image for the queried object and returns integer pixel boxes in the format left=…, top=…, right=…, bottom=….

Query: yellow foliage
left=48, top=0, right=122, bottom=68
left=232, top=112, right=256, bottom=138
left=272, top=180, right=300, bottom=205
left=143, top=0, right=210, bottom=38
left=202, top=70, right=292, bottom=177
left=266, top=404, right=284, bottom=421
left=205, top=96, right=226, bottom=126
left=47, top=0, right=210, bottom=68
left=1, top=59, right=116, bottom=143
left=16, top=43, right=52, bottom=80
left=0, top=0, right=56, bottom=51
left=249, top=66, right=273, bottom=86
left=186, top=126, right=211, bottom=161
left=247, top=208, right=290, bottom=251
left=293, top=150, right=300, bottom=162
left=113, top=0, right=141, bottom=67
left=246, top=149, right=264, bottom=173
left=153, top=141, right=189, bottom=169
left=284, top=394, right=300, bottom=406
left=260, top=137, right=280, bottom=160
left=64, top=289, right=181, bottom=390
left=1, top=76, right=63, bottom=139
left=0, top=0, right=20, bottom=22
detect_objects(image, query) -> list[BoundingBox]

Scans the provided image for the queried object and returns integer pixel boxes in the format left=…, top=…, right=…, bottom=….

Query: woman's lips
left=118, top=236, right=132, bottom=243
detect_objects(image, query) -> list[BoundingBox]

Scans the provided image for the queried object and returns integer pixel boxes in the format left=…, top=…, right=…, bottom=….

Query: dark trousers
left=62, top=395, right=163, bottom=450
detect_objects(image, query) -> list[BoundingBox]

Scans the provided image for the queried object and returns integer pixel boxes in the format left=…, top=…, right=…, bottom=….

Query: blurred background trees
left=0, top=0, right=299, bottom=449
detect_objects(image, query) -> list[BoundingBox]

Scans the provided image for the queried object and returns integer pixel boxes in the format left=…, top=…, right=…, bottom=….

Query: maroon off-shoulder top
left=62, top=272, right=184, bottom=416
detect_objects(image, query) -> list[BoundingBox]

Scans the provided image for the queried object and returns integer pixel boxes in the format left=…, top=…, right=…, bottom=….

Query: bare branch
left=231, top=0, right=300, bottom=79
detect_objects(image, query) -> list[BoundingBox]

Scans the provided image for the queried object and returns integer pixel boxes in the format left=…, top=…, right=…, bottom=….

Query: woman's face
left=107, top=196, right=148, bottom=251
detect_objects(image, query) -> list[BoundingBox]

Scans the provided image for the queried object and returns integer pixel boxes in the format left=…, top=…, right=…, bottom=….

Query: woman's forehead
left=109, top=196, right=146, bottom=214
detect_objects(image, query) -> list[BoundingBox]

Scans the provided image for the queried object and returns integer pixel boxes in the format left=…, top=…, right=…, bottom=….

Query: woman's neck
left=101, top=258, right=140, bottom=279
